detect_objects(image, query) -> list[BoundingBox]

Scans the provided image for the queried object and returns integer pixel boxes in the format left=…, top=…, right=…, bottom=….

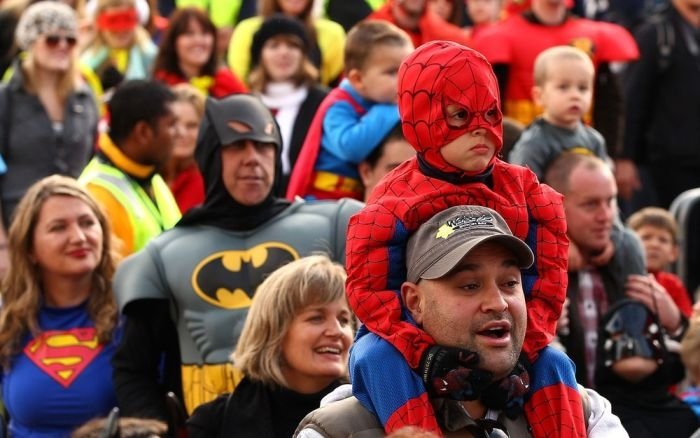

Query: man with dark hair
left=79, top=79, right=181, bottom=257
left=111, top=94, right=361, bottom=419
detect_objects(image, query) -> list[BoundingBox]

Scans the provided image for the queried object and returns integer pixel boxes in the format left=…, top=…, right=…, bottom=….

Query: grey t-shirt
left=508, top=118, right=609, bottom=180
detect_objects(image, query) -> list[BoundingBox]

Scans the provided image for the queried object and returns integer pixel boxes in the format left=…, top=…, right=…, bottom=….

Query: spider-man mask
left=398, top=41, right=503, bottom=173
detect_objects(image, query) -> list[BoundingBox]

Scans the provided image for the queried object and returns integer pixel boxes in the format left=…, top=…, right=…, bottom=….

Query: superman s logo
left=569, top=38, right=595, bottom=57
left=192, top=242, right=299, bottom=309
left=24, top=328, right=103, bottom=388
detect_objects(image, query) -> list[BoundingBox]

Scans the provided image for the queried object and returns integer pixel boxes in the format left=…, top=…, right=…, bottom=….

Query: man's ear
left=401, top=281, right=424, bottom=325
left=347, top=68, right=363, bottom=93
left=133, top=120, right=153, bottom=145
left=357, top=161, right=373, bottom=188
left=532, top=85, right=543, bottom=107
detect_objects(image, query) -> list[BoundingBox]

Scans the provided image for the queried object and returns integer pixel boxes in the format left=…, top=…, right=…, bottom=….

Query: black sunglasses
left=45, top=35, right=78, bottom=48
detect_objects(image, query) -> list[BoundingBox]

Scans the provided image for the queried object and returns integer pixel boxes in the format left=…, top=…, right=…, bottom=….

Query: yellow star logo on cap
left=436, top=224, right=455, bottom=239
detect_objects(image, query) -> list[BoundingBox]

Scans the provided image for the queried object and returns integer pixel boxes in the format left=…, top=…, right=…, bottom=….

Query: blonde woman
left=0, top=1, right=98, bottom=275
left=0, top=175, right=119, bottom=437
left=187, top=255, right=353, bottom=438
left=80, top=0, right=156, bottom=96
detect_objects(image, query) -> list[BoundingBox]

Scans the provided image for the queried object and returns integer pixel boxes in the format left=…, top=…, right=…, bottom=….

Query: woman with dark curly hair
left=0, top=175, right=120, bottom=437
left=153, top=7, right=246, bottom=98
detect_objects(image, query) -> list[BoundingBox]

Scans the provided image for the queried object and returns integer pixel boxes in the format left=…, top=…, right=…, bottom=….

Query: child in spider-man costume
left=346, top=41, right=586, bottom=437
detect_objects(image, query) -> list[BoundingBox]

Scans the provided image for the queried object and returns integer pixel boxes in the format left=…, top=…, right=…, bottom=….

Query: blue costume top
left=1, top=302, right=120, bottom=437
left=315, top=79, right=399, bottom=179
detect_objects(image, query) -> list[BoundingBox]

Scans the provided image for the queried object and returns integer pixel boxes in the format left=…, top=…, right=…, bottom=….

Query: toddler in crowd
left=286, top=20, right=413, bottom=201
left=627, top=207, right=694, bottom=317
left=508, top=45, right=609, bottom=180
left=345, top=41, right=585, bottom=437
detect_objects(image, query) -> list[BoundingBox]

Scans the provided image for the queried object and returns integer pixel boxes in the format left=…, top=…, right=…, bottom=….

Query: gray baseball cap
left=406, top=205, right=534, bottom=283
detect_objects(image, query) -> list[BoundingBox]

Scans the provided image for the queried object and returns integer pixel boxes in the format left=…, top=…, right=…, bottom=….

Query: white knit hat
left=15, top=1, right=78, bottom=50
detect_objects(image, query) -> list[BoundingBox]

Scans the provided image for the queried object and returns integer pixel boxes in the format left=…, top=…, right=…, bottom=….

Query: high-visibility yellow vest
left=79, top=159, right=181, bottom=252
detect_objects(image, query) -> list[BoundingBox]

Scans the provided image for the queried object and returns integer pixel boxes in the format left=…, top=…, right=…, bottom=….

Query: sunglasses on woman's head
left=44, top=35, right=78, bottom=48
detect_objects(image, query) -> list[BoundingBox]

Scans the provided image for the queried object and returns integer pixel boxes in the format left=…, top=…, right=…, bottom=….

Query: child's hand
left=589, top=240, right=615, bottom=267
left=418, top=346, right=492, bottom=400
left=568, top=237, right=614, bottom=269
left=625, top=273, right=682, bottom=333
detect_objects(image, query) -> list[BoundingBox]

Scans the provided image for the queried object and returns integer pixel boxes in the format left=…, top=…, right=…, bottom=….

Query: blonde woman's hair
left=533, top=45, right=595, bottom=87
left=15, top=1, right=82, bottom=99
left=171, top=83, right=206, bottom=118
left=247, top=34, right=319, bottom=92
left=0, top=175, right=119, bottom=368
left=232, top=254, right=348, bottom=387
left=21, top=49, right=82, bottom=101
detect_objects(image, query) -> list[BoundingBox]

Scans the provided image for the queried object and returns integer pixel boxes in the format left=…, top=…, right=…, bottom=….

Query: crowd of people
left=0, top=0, right=698, bottom=436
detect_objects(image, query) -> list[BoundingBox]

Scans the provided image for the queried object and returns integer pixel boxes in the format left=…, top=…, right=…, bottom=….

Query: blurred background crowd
left=0, top=0, right=699, bottom=436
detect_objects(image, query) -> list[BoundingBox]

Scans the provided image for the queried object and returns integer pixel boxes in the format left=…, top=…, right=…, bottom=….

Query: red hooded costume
left=346, top=41, right=585, bottom=437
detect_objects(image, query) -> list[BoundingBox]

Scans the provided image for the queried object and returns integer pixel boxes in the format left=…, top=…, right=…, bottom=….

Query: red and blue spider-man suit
left=346, top=41, right=585, bottom=437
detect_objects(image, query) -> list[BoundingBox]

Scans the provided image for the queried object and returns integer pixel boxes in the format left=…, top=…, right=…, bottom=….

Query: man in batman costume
left=111, top=94, right=362, bottom=418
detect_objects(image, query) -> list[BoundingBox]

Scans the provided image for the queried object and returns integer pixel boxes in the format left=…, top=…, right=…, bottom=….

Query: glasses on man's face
left=44, top=35, right=78, bottom=48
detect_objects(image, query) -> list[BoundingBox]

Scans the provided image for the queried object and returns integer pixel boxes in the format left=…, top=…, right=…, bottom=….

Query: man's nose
left=481, top=283, right=508, bottom=313
left=594, top=201, right=615, bottom=222
left=241, top=141, right=261, bottom=162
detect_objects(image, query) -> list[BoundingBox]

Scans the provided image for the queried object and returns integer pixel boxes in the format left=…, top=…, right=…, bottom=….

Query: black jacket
left=622, top=6, right=700, bottom=166
left=187, top=377, right=341, bottom=438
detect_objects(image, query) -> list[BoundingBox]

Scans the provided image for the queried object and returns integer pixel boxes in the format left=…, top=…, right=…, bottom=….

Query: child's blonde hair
left=344, top=20, right=412, bottom=75
left=533, top=45, right=595, bottom=87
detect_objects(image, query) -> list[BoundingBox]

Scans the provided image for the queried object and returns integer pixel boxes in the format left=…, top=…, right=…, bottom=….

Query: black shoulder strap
left=656, top=19, right=675, bottom=72
left=652, top=8, right=675, bottom=73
